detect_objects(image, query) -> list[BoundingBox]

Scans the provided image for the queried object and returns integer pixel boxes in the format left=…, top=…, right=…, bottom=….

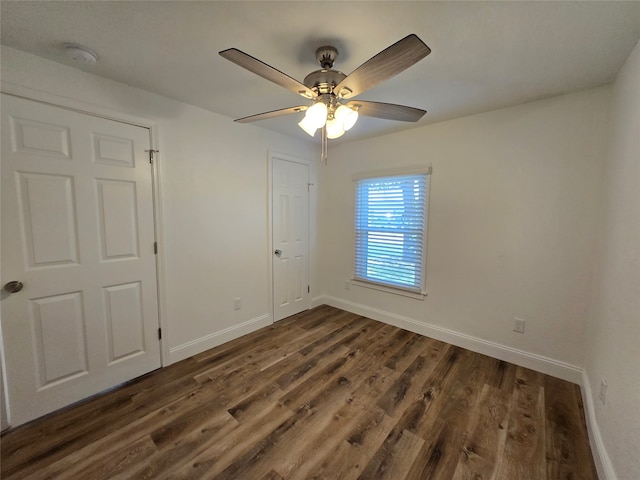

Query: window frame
left=351, top=166, right=431, bottom=299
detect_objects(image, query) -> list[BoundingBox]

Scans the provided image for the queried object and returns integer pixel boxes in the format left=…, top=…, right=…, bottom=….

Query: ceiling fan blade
left=334, top=34, right=431, bottom=99
left=347, top=100, right=426, bottom=122
left=234, top=106, right=308, bottom=123
left=220, top=48, right=317, bottom=99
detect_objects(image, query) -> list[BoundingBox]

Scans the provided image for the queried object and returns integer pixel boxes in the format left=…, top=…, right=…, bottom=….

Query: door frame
left=0, top=84, right=168, bottom=426
left=267, top=151, right=313, bottom=323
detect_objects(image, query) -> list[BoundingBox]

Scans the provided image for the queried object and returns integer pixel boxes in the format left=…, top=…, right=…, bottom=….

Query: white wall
left=585, top=40, right=640, bottom=480
left=318, top=86, right=610, bottom=379
left=0, top=46, right=316, bottom=365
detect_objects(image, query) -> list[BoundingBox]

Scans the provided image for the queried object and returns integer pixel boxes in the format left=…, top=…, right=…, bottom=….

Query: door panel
left=1, top=94, right=161, bottom=426
left=10, top=115, right=72, bottom=159
left=96, top=179, right=139, bottom=259
left=17, top=172, right=79, bottom=267
left=103, top=281, right=145, bottom=363
left=92, top=132, right=135, bottom=167
left=272, top=156, right=310, bottom=321
left=31, top=291, right=88, bottom=387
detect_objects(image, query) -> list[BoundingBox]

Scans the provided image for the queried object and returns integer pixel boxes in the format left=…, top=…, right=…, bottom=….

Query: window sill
left=350, top=279, right=427, bottom=300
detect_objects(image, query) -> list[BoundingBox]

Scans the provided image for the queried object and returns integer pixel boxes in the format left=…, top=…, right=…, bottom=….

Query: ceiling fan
left=219, top=34, right=431, bottom=162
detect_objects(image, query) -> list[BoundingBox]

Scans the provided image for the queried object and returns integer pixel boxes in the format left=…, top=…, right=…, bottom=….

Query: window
left=353, top=168, right=430, bottom=297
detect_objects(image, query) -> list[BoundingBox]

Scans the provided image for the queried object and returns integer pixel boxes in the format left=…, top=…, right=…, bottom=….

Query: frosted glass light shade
left=298, top=116, right=318, bottom=137
left=326, top=117, right=345, bottom=139
left=305, top=102, right=328, bottom=128
left=335, top=105, right=358, bottom=131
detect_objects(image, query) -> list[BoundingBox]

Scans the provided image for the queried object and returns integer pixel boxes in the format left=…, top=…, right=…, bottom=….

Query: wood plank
left=296, top=313, right=371, bottom=357
left=384, top=333, right=436, bottom=371
left=7, top=381, right=239, bottom=479
left=284, top=403, right=390, bottom=480
left=130, top=411, right=239, bottom=479
left=0, top=364, right=202, bottom=477
left=451, top=384, right=511, bottom=479
left=485, top=357, right=518, bottom=392
left=192, top=316, right=350, bottom=384
left=0, top=305, right=598, bottom=480
left=358, top=426, right=425, bottom=480
left=291, top=407, right=397, bottom=480
left=4, top=434, right=158, bottom=480
left=493, top=366, right=547, bottom=479
left=192, top=354, right=374, bottom=480
left=259, top=470, right=284, bottom=480
left=437, top=351, right=494, bottom=427
left=162, top=402, right=294, bottom=479
left=545, top=375, right=598, bottom=479
left=405, top=418, right=467, bottom=480
left=374, top=347, right=477, bottom=479
left=271, top=360, right=398, bottom=479
left=222, top=325, right=402, bottom=479
left=375, top=344, right=452, bottom=417
left=274, top=320, right=382, bottom=391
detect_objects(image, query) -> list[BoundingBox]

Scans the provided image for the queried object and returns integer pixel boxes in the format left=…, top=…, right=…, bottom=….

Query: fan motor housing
left=303, top=45, right=346, bottom=95
left=304, top=69, right=347, bottom=95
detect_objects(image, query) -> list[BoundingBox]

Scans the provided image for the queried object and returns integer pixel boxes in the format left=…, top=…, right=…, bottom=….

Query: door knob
left=4, top=281, right=24, bottom=294
left=274, top=249, right=282, bottom=257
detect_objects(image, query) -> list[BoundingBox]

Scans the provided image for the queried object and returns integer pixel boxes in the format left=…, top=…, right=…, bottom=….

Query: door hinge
left=145, top=149, right=159, bottom=164
left=158, top=328, right=162, bottom=340
left=308, top=285, right=310, bottom=293
left=154, top=241, right=158, bottom=254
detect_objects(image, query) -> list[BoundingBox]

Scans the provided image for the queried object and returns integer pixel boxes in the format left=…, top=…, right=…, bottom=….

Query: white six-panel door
left=272, top=156, right=310, bottom=321
left=0, top=95, right=161, bottom=426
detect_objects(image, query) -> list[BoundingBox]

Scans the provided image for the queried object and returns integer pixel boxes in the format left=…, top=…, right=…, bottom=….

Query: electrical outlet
left=233, top=297, right=242, bottom=311
left=513, top=318, right=526, bottom=333
left=599, top=378, right=607, bottom=405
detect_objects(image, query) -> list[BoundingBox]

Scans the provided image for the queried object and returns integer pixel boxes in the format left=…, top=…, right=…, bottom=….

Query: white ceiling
left=1, top=1, right=639, bottom=143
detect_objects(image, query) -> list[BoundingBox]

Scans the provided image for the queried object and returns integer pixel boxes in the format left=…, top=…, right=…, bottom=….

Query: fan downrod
left=315, top=46, right=338, bottom=69
left=304, top=46, right=347, bottom=95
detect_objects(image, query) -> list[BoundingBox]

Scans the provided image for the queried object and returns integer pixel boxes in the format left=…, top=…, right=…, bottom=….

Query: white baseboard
left=581, top=371, right=617, bottom=480
left=320, top=295, right=620, bottom=478
left=320, top=295, right=583, bottom=384
left=167, top=314, right=272, bottom=365
left=166, top=299, right=615, bottom=480
left=310, top=295, right=325, bottom=309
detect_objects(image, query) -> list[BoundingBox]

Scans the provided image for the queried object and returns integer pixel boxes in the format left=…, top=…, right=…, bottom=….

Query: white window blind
left=354, top=173, right=429, bottom=294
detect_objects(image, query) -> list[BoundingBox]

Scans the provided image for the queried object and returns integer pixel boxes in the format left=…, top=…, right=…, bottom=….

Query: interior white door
left=0, top=94, right=161, bottom=426
left=272, top=156, right=310, bottom=321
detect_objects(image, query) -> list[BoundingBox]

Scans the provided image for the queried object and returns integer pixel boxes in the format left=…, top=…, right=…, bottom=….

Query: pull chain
left=321, top=126, right=328, bottom=164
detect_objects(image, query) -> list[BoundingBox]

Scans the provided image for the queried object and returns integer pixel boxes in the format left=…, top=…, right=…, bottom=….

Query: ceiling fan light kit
left=219, top=34, right=431, bottom=162
left=298, top=115, right=319, bottom=137
left=298, top=95, right=359, bottom=139
left=335, top=104, right=358, bottom=131
left=325, top=117, right=345, bottom=139
left=304, top=101, right=329, bottom=129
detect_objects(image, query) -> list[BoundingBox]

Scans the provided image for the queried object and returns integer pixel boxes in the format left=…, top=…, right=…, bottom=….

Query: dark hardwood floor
left=1, top=305, right=598, bottom=479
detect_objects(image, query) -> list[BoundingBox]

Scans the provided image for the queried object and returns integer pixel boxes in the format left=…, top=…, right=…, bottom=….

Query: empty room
left=0, top=1, right=638, bottom=479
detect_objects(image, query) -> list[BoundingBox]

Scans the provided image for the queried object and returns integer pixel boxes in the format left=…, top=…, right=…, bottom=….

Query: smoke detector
left=64, top=43, right=98, bottom=65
